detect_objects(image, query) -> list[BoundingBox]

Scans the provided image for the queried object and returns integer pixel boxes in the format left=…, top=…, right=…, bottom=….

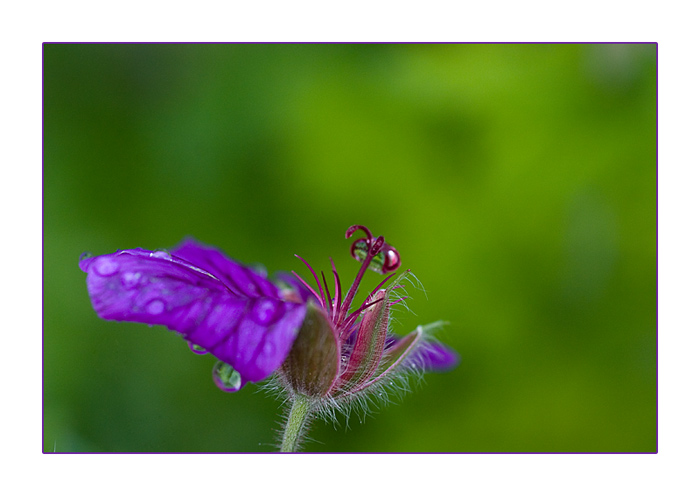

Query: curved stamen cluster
left=291, top=225, right=402, bottom=337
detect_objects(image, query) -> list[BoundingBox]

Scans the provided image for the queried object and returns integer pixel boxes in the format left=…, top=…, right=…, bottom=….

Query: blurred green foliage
left=43, top=43, right=656, bottom=452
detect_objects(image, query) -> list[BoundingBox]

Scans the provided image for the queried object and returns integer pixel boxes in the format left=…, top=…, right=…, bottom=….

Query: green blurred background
left=43, top=43, right=656, bottom=453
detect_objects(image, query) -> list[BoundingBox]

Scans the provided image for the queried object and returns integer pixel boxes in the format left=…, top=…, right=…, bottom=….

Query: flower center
left=291, top=225, right=402, bottom=336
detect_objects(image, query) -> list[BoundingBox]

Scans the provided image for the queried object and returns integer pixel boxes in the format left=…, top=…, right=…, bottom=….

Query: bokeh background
left=43, top=43, right=656, bottom=453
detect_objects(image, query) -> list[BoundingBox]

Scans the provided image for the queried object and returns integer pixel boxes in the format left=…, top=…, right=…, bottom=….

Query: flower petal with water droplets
left=80, top=246, right=307, bottom=387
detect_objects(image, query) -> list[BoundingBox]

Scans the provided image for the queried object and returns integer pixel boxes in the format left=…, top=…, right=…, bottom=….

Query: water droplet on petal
left=94, top=257, right=119, bottom=276
left=150, top=250, right=171, bottom=260
left=121, top=271, right=142, bottom=289
left=213, top=361, right=242, bottom=392
left=146, top=299, right=165, bottom=315
left=252, top=299, right=280, bottom=325
left=79, top=252, right=93, bottom=262
left=188, top=342, right=207, bottom=355
left=263, top=341, right=274, bottom=356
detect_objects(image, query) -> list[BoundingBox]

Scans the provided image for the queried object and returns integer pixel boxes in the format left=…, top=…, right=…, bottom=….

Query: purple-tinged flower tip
left=416, top=341, right=460, bottom=372
left=79, top=240, right=307, bottom=390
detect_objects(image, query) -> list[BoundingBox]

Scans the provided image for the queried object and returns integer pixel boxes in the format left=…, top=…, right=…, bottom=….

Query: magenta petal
left=171, top=238, right=280, bottom=299
left=80, top=247, right=306, bottom=385
left=415, top=341, right=460, bottom=371
left=384, top=334, right=459, bottom=372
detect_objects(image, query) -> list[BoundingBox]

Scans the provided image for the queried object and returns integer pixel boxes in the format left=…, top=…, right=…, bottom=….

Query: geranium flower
left=80, top=225, right=458, bottom=451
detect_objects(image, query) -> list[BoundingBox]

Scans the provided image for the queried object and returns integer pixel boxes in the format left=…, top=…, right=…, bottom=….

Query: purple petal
left=171, top=238, right=280, bottom=299
left=414, top=341, right=460, bottom=371
left=80, top=246, right=306, bottom=386
left=384, top=333, right=459, bottom=372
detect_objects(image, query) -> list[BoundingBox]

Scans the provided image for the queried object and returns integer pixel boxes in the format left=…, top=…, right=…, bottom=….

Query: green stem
left=280, top=395, right=313, bottom=452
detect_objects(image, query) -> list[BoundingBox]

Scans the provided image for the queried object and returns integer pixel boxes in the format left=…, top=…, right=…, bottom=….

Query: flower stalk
left=280, top=394, right=313, bottom=453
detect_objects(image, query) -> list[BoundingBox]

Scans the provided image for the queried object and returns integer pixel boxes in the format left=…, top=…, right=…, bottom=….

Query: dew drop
left=79, top=252, right=93, bottom=262
left=213, top=361, right=242, bottom=392
left=188, top=342, right=208, bottom=355
left=263, top=341, right=274, bottom=356
left=351, top=239, right=370, bottom=263
left=351, top=239, right=386, bottom=274
left=121, top=271, right=142, bottom=289
left=383, top=249, right=401, bottom=272
left=253, top=299, right=280, bottom=325
left=146, top=299, right=165, bottom=315
left=150, top=250, right=171, bottom=260
left=94, top=257, right=119, bottom=276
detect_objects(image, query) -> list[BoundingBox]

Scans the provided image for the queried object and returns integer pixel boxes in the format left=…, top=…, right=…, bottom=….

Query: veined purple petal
left=171, top=238, right=280, bottom=299
left=80, top=246, right=306, bottom=386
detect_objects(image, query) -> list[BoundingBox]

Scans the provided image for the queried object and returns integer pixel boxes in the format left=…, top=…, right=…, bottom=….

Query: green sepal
left=280, top=303, right=340, bottom=397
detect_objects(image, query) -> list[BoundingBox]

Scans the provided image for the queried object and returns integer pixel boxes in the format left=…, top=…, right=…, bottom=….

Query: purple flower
left=79, top=226, right=458, bottom=402
left=79, top=240, right=307, bottom=391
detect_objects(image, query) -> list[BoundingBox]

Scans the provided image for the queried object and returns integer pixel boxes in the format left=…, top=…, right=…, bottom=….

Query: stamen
left=337, top=247, right=375, bottom=323
left=339, top=226, right=400, bottom=323
left=345, top=225, right=373, bottom=240
left=330, top=257, right=342, bottom=320
left=321, top=271, right=333, bottom=312
left=339, top=296, right=385, bottom=333
left=367, top=272, right=396, bottom=300
left=290, top=270, right=324, bottom=309
left=294, top=254, right=326, bottom=309
left=370, top=235, right=385, bottom=256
